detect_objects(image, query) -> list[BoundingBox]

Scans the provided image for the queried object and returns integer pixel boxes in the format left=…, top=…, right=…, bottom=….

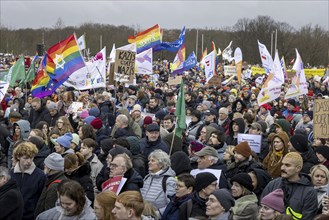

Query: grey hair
left=0, top=166, right=11, bottom=181
left=149, top=150, right=171, bottom=169
left=115, top=153, right=133, bottom=170
left=117, top=114, right=129, bottom=126
left=208, top=155, right=218, bottom=164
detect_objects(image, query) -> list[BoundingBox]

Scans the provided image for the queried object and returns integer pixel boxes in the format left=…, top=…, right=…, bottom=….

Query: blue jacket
left=162, top=194, right=192, bottom=220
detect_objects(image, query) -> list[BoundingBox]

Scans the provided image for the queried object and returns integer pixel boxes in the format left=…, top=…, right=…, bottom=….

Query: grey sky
left=1, top=1, right=328, bottom=31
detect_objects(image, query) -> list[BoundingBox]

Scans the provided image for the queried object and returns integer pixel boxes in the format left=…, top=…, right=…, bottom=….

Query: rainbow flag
left=128, top=24, right=161, bottom=53
left=31, top=54, right=67, bottom=98
left=171, top=45, right=186, bottom=71
left=46, top=34, right=85, bottom=82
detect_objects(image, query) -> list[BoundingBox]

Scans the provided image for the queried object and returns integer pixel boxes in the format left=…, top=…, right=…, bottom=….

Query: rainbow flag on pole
left=46, top=34, right=85, bottom=82
left=171, top=45, right=186, bottom=71
left=128, top=24, right=161, bottom=53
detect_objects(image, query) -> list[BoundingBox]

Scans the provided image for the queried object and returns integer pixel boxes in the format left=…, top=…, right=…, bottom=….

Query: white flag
left=257, top=50, right=284, bottom=105
left=64, top=47, right=106, bottom=90
left=222, top=41, right=233, bottom=62
left=0, top=81, right=9, bottom=103
left=77, top=34, right=86, bottom=51
left=204, top=51, right=215, bottom=83
left=117, top=43, right=137, bottom=52
left=135, top=48, right=153, bottom=75
left=285, top=49, right=308, bottom=99
left=258, top=40, right=274, bottom=75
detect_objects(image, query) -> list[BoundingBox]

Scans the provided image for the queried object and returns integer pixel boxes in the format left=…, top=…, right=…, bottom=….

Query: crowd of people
left=0, top=59, right=329, bottom=220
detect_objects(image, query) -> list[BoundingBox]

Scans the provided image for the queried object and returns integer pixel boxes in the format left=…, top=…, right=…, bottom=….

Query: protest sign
left=224, top=65, right=236, bottom=76
left=168, top=75, right=183, bottom=85
left=313, top=99, right=329, bottom=138
left=207, top=75, right=221, bottom=86
left=237, top=133, right=262, bottom=153
left=69, top=102, right=83, bottom=113
left=114, top=49, right=136, bottom=83
left=190, top=168, right=222, bottom=184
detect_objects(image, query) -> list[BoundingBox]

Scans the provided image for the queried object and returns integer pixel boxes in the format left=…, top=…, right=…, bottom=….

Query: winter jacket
left=218, top=117, right=231, bottom=136
left=261, top=174, right=318, bottom=220
left=65, top=162, right=94, bottom=203
left=34, top=171, right=67, bottom=217
left=87, top=154, right=103, bottom=193
left=96, top=165, right=110, bottom=191
left=226, top=159, right=262, bottom=180
left=178, top=192, right=208, bottom=220
left=28, top=105, right=51, bottom=129
left=162, top=194, right=192, bottom=220
left=208, top=160, right=229, bottom=189
left=0, top=177, right=24, bottom=220
left=12, top=162, right=47, bottom=220
left=229, top=193, right=258, bottom=220
left=120, top=168, right=144, bottom=193
left=36, top=196, right=96, bottom=220
left=34, top=143, right=50, bottom=170
left=141, top=167, right=176, bottom=213
left=187, top=120, right=203, bottom=141
left=140, top=136, right=169, bottom=160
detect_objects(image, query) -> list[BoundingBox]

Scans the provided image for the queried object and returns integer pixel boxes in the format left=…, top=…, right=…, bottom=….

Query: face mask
left=50, top=138, right=57, bottom=145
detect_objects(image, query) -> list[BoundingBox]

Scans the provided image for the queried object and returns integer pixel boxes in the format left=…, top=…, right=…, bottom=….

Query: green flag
left=174, top=79, right=186, bottom=138
left=20, top=59, right=36, bottom=86
left=9, top=56, right=26, bottom=87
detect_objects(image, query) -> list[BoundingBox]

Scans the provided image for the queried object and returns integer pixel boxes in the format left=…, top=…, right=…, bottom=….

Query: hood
left=283, top=173, right=313, bottom=186
left=152, top=166, right=176, bottom=177
left=275, top=119, right=291, bottom=136
left=14, top=119, right=30, bottom=140
left=249, top=168, right=271, bottom=193
left=229, top=117, right=245, bottom=134
left=170, top=151, right=192, bottom=175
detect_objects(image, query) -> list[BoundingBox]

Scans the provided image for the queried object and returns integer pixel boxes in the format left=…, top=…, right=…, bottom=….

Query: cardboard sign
left=313, top=99, right=329, bottom=138
left=223, top=65, right=236, bottom=76
left=237, top=133, right=262, bottom=153
left=207, top=75, right=221, bottom=86
left=168, top=75, right=183, bottom=85
left=114, top=49, right=136, bottom=83
left=108, top=62, right=115, bottom=85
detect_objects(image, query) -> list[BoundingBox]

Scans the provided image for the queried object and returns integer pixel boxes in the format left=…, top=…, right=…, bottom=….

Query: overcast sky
left=1, top=1, right=328, bottom=31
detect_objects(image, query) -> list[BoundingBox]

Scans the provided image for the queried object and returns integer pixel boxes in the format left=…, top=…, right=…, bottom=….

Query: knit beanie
left=287, top=99, right=296, bottom=107
left=143, top=116, right=153, bottom=125
left=195, top=172, right=218, bottom=192
left=303, top=110, right=313, bottom=120
left=131, top=104, right=142, bottom=113
left=44, top=153, right=64, bottom=171
left=90, top=118, right=103, bottom=129
left=234, top=141, right=251, bottom=158
left=230, top=173, right=254, bottom=191
left=56, top=133, right=73, bottom=149
left=190, top=141, right=204, bottom=152
left=84, top=116, right=96, bottom=125
left=155, top=110, right=167, bottom=121
left=315, top=146, right=329, bottom=161
left=79, top=110, right=89, bottom=119
left=257, top=121, right=267, bottom=133
left=261, top=103, right=272, bottom=111
left=126, top=136, right=141, bottom=155
left=261, top=189, right=285, bottom=213
left=212, top=189, right=235, bottom=212
left=71, top=133, right=80, bottom=146
left=47, top=102, right=58, bottom=111
left=290, top=134, right=309, bottom=153
left=89, top=107, right=100, bottom=117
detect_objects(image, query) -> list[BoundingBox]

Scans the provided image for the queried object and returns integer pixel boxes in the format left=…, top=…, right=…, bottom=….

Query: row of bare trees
left=0, top=16, right=328, bottom=66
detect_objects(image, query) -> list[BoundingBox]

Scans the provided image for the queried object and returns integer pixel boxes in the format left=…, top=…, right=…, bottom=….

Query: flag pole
left=169, top=118, right=178, bottom=156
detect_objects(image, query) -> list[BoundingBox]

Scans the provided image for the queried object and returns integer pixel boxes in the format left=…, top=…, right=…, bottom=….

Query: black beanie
left=230, top=173, right=254, bottom=192
left=290, top=134, right=309, bottom=153
left=195, top=172, right=218, bottom=192
left=315, top=146, right=329, bottom=161
left=170, top=151, right=192, bottom=176
left=287, top=99, right=296, bottom=107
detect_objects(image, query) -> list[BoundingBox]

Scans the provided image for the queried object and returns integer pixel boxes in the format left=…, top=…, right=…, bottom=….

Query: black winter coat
left=65, top=162, right=94, bottom=203
left=120, top=168, right=144, bottom=193
left=28, top=106, right=51, bottom=129
left=0, top=178, right=24, bottom=220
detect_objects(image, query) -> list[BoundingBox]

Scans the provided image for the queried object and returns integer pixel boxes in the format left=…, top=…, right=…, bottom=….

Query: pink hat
left=143, top=116, right=153, bottom=125
left=80, top=110, right=89, bottom=119
left=261, top=189, right=285, bottom=213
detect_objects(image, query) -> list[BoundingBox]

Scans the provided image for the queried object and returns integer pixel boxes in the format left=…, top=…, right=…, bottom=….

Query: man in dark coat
left=28, top=97, right=51, bottom=128
left=0, top=166, right=24, bottom=220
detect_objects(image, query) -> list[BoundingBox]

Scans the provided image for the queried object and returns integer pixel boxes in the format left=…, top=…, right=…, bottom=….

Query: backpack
left=47, top=179, right=62, bottom=190
left=145, top=175, right=170, bottom=193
